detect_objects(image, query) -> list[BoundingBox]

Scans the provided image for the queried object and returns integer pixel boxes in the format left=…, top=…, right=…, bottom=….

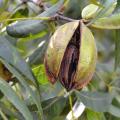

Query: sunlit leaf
left=32, top=64, right=48, bottom=85
left=11, top=5, right=29, bottom=18
left=82, top=4, right=99, bottom=19
left=66, top=101, right=86, bottom=120
left=86, top=109, right=106, bottom=120
left=0, top=11, right=10, bottom=22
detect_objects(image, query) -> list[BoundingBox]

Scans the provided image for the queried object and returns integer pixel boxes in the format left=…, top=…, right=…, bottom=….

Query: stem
left=1, top=14, right=76, bottom=23
left=55, top=14, right=76, bottom=22
left=68, top=94, right=75, bottom=120
left=2, top=17, right=51, bottom=22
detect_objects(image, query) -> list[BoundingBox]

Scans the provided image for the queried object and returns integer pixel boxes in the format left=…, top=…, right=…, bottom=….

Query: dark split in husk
left=58, top=24, right=81, bottom=91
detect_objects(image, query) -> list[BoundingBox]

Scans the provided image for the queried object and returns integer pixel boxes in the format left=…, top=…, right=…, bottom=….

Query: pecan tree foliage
left=0, top=0, right=120, bottom=120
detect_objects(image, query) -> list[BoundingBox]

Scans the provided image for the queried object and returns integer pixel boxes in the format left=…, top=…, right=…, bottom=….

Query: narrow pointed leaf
left=0, top=59, right=44, bottom=120
left=0, top=36, right=44, bottom=119
left=0, top=78, right=33, bottom=120
left=0, top=36, right=35, bottom=84
left=108, top=105, right=120, bottom=118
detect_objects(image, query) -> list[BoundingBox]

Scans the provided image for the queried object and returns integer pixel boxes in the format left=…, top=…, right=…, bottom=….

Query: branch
left=54, top=14, right=77, bottom=22
left=1, top=14, right=76, bottom=23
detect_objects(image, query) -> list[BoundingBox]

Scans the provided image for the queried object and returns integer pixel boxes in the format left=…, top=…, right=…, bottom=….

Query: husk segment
left=45, top=21, right=79, bottom=84
left=74, top=22, right=97, bottom=89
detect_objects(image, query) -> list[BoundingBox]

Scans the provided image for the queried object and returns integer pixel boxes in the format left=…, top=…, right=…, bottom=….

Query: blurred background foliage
left=0, top=0, right=120, bottom=120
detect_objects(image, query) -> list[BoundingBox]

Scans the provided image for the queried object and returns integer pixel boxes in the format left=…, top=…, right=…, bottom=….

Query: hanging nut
left=44, top=21, right=97, bottom=91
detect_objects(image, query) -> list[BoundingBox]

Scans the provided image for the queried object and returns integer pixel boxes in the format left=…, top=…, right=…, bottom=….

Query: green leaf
left=82, top=4, right=99, bottom=19
left=75, top=91, right=113, bottom=112
left=91, top=14, right=120, bottom=29
left=108, top=105, right=120, bottom=118
left=0, top=11, right=10, bottom=22
left=86, top=109, right=106, bottom=120
left=0, top=36, right=44, bottom=120
left=0, top=101, right=24, bottom=120
left=40, top=82, right=64, bottom=102
left=88, top=0, right=117, bottom=25
left=0, top=59, right=44, bottom=120
left=0, top=36, right=35, bottom=84
left=44, top=0, right=58, bottom=4
left=114, top=29, right=120, bottom=70
left=45, top=97, right=66, bottom=119
left=0, top=78, right=33, bottom=120
left=82, top=1, right=117, bottom=20
left=6, top=0, right=64, bottom=38
left=32, top=64, right=48, bottom=85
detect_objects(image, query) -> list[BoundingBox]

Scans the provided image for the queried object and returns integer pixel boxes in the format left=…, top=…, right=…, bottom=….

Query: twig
left=1, top=16, right=51, bottom=22
left=0, top=14, right=76, bottom=23
left=54, top=14, right=76, bottom=22
left=68, top=94, right=75, bottom=120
